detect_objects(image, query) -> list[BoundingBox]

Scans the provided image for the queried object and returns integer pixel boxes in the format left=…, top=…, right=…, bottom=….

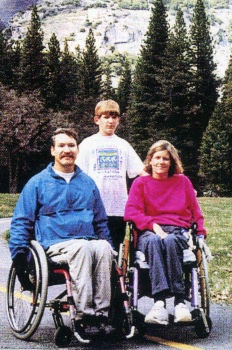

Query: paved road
left=0, top=218, right=232, bottom=349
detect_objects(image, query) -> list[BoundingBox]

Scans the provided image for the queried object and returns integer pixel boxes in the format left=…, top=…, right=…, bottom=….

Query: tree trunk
left=8, top=154, right=19, bottom=194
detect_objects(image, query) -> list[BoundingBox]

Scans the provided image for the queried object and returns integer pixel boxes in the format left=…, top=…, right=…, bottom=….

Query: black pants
left=107, top=216, right=126, bottom=252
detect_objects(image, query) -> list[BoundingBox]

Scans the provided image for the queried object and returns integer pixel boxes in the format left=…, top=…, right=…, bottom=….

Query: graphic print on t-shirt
left=97, top=148, right=119, bottom=170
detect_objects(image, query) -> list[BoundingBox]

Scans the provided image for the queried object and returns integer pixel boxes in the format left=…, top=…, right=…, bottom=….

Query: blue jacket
left=9, top=163, right=113, bottom=259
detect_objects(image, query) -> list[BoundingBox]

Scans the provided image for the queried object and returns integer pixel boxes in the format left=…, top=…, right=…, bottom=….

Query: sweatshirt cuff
left=148, top=221, right=154, bottom=231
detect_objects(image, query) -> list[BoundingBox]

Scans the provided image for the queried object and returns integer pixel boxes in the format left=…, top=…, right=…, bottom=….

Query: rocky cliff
left=6, top=0, right=232, bottom=78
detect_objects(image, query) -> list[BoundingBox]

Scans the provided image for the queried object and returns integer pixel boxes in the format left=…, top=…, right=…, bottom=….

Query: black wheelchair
left=110, top=222, right=213, bottom=340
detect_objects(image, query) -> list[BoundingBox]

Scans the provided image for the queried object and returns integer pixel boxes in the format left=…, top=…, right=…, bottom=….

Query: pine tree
left=117, top=57, right=132, bottom=115
left=0, top=30, right=13, bottom=85
left=101, top=62, right=116, bottom=100
left=18, top=5, right=45, bottom=92
left=70, top=28, right=102, bottom=136
left=8, top=40, right=21, bottom=89
left=82, top=28, right=102, bottom=99
left=43, top=33, right=62, bottom=109
left=128, top=0, right=169, bottom=158
left=189, top=0, right=219, bottom=143
left=59, top=39, right=80, bottom=109
left=199, top=53, right=232, bottom=196
left=161, top=9, right=200, bottom=182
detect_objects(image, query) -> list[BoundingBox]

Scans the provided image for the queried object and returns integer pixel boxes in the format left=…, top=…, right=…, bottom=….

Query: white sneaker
left=183, top=249, right=196, bottom=263
left=174, top=303, right=192, bottom=323
left=145, top=301, right=168, bottom=325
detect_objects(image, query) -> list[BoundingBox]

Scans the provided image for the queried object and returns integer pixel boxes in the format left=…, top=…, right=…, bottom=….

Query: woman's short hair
left=144, top=140, right=183, bottom=176
left=51, top=128, right=79, bottom=146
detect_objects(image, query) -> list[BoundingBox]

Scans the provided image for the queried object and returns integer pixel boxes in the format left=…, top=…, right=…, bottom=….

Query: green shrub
left=85, top=18, right=92, bottom=27
left=3, top=229, right=10, bottom=242
left=84, top=2, right=107, bottom=9
left=92, top=21, right=102, bottom=29
left=120, top=0, right=148, bottom=10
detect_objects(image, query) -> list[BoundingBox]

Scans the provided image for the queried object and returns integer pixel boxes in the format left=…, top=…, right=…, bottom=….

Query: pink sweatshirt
left=124, top=174, right=206, bottom=236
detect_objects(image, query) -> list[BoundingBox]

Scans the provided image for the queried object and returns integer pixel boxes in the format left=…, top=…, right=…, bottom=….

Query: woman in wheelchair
left=124, top=140, right=207, bottom=326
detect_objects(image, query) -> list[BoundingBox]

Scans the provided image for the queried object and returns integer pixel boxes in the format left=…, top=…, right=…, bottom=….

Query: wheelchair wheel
left=109, top=264, right=134, bottom=338
left=195, top=248, right=212, bottom=338
left=197, top=248, right=210, bottom=316
left=6, top=240, right=48, bottom=340
left=54, top=326, right=73, bottom=347
left=195, top=315, right=212, bottom=338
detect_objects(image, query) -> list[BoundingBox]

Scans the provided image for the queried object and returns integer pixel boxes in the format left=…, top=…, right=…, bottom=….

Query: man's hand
left=13, top=251, right=34, bottom=291
left=153, top=223, right=168, bottom=239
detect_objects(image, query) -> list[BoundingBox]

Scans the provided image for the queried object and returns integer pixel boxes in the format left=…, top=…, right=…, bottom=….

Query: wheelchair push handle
left=190, top=222, right=198, bottom=232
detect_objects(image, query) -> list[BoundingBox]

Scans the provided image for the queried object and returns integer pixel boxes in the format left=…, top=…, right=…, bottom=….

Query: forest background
left=0, top=0, right=231, bottom=196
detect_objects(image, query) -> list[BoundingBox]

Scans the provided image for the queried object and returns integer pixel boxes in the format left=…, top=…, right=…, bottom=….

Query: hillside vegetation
left=7, top=0, right=232, bottom=78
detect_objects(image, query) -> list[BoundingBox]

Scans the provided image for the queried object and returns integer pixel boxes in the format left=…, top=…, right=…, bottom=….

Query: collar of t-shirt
left=53, top=168, right=74, bottom=183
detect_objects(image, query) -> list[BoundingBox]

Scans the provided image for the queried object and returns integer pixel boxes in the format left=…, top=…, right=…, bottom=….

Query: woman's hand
left=153, top=223, right=168, bottom=239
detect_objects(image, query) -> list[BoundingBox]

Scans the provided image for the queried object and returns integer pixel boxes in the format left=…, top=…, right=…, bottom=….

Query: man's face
left=94, top=112, right=120, bottom=136
left=51, top=133, right=78, bottom=173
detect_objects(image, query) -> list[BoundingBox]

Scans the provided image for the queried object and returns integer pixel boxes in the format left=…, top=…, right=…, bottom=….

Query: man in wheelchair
left=124, top=140, right=207, bottom=326
left=9, top=128, right=115, bottom=343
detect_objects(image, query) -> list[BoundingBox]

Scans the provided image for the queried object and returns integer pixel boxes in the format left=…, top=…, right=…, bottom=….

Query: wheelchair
left=6, top=240, right=78, bottom=347
left=6, top=239, right=135, bottom=346
left=111, top=222, right=213, bottom=340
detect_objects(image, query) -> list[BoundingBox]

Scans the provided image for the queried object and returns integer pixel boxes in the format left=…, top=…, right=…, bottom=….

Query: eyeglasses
left=98, top=111, right=120, bottom=118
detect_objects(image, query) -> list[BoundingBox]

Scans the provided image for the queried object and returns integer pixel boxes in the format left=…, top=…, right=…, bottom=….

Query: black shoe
left=82, top=315, right=103, bottom=337
left=74, top=320, right=91, bottom=344
left=96, top=315, right=116, bottom=336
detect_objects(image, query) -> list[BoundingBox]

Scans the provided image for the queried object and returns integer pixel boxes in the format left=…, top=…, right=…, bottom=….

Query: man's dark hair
left=51, top=128, right=79, bottom=146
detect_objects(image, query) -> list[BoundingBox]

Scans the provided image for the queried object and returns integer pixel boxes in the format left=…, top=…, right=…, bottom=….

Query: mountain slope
left=6, top=0, right=232, bottom=78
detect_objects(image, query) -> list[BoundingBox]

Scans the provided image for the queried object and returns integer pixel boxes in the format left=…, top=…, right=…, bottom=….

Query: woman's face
left=150, top=150, right=171, bottom=179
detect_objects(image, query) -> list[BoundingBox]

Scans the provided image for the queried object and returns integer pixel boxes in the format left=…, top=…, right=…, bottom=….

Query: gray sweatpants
left=46, top=239, right=113, bottom=319
left=137, top=227, right=189, bottom=297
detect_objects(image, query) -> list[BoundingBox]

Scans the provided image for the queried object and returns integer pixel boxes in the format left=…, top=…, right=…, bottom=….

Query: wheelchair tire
left=6, top=240, right=48, bottom=340
left=197, top=248, right=210, bottom=317
left=109, top=268, right=133, bottom=339
left=195, top=315, right=212, bottom=338
left=194, top=247, right=212, bottom=338
left=54, top=326, right=73, bottom=347
left=132, top=310, right=146, bottom=338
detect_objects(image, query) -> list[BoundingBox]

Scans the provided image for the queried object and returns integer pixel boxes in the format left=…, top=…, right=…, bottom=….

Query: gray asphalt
left=0, top=218, right=231, bottom=349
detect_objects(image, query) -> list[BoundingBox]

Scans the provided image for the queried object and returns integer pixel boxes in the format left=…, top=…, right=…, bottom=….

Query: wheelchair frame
left=116, top=223, right=212, bottom=339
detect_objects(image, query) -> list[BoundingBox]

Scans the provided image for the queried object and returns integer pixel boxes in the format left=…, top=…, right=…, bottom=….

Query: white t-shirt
left=76, top=133, right=144, bottom=216
left=53, top=168, right=74, bottom=183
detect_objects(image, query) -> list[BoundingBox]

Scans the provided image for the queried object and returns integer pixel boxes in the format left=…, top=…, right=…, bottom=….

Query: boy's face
left=94, top=113, right=120, bottom=136
left=51, top=133, right=78, bottom=173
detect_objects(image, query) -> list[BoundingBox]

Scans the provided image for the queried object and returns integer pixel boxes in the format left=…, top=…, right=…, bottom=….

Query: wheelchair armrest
left=197, top=238, right=213, bottom=262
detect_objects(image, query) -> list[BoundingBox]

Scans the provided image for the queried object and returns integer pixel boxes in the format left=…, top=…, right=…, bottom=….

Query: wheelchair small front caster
left=195, top=316, right=212, bottom=338
left=54, top=326, right=73, bottom=347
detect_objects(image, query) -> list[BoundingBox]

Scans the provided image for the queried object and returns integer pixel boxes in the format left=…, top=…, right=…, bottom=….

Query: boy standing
left=76, top=100, right=145, bottom=251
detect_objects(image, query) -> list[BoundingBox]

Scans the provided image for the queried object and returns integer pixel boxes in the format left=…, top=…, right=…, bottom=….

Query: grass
left=0, top=193, right=19, bottom=218
left=198, top=197, right=232, bottom=304
left=1, top=194, right=231, bottom=304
